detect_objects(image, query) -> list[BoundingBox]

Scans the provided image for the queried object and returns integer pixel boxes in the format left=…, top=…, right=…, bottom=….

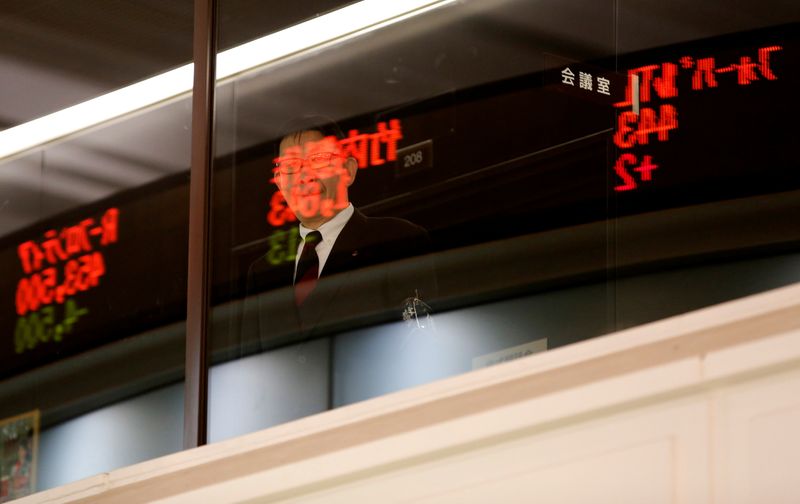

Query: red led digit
left=634, top=105, right=678, bottom=145
left=633, top=65, right=660, bottom=103
left=28, top=274, right=43, bottom=313
left=41, top=267, right=56, bottom=304
left=692, top=57, right=719, bottom=90
left=267, top=191, right=297, bottom=227
left=614, top=112, right=638, bottom=148
left=636, top=108, right=657, bottom=145
left=334, top=170, right=351, bottom=210
left=634, top=155, right=658, bottom=181
left=383, top=119, right=403, bottom=161
left=75, top=254, right=93, bottom=291
left=656, top=105, right=678, bottom=141
left=717, top=57, right=760, bottom=85
left=339, top=130, right=369, bottom=169
left=62, top=220, right=93, bottom=257
left=267, top=191, right=288, bottom=227
left=735, top=57, right=759, bottom=85
left=18, top=241, right=44, bottom=274
left=613, top=154, right=638, bottom=192
left=99, top=208, right=120, bottom=246
left=369, top=133, right=386, bottom=166
left=614, top=72, right=637, bottom=109
left=615, top=105, right=678, bottom=149
left=653, top=63, right=678, bottom=99
left=16, top=278, right=31, bottom=316
left=615, top=63, right=679, bottom=108
left=758, top=46, right=781, bottom=80
left=42, top=229, right=68, bottom=264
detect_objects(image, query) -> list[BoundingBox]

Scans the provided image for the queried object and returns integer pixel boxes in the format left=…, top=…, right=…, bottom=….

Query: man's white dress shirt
left=295, top=203, right=354, bottom=278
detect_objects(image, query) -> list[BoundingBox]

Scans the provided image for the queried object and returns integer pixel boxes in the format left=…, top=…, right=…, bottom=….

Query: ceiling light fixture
left=0, top=0, right=454, bottom=161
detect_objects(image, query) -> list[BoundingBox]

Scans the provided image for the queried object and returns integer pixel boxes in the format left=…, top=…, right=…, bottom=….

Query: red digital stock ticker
left=15, top=207, right=119, bottom=316
left=267, top=119, right=403, bottom=228
left=612, top=45, right=782, bottom=192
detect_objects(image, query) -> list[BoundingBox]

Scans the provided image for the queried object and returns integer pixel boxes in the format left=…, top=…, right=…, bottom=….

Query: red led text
left=15, top=208, right=119, bottom=316
left=338, top=119, right=402, bottom=169
left=612, top=45, right=782, bottom=192
left=268, top=120, right=403, bottom=228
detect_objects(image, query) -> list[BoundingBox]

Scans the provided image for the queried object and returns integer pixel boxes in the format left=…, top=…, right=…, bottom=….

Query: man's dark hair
left=277, top=115, right=345, bottom=145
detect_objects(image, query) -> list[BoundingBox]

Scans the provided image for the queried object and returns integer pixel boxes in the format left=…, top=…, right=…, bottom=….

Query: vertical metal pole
left=184, top=0, right=217, bottom=449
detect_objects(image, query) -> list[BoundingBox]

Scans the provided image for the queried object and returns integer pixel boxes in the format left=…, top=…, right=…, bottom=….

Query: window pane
left=613, top=4, right=800, bottom=327
left=0, top=1, right=192, bottom=130
left=209, top=0, right=799, bottom=443
left=0, top=1, right=192, bottom=495
left=209, top=0, right=615, bottom=442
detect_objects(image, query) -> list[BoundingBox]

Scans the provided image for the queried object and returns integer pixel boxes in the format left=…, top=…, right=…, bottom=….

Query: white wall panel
left=20, top=283, right=800, bottom=504
left=713, top=368, right=800, bottom=504
left=284, top=398, right=708, bottom=504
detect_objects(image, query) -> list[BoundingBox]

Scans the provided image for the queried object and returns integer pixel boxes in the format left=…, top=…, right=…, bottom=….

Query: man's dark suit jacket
left=242, top=208, right=435, bottom=351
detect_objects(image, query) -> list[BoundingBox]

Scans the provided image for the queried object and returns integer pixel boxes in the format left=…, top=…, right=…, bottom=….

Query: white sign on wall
left=472, top=338, right=548, bottom=370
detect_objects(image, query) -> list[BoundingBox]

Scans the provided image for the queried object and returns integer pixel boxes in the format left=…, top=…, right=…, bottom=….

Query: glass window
left=612, top=3, right=800, bottom=328
left=0, top=1, right=193, bottom=130
left=2, top=4, right=794, bottom=497
left=0, top=1, right=192, bottom=496
left=209, top=0, right=798, bottom=443
left=208, top=0, right=618, bottom=441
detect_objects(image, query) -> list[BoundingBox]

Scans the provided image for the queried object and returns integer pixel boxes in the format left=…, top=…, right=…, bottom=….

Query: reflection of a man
left=244, top=118, right=435, bottom=347
left=274, top=130, right=354, bottom=231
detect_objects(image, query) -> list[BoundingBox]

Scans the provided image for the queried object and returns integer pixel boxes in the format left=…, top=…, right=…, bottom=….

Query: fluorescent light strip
left=0, top=0, right=454, bottom=161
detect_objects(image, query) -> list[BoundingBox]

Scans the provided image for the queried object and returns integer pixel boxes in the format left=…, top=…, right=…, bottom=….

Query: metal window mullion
left=184, top=0, right=217, bottom=449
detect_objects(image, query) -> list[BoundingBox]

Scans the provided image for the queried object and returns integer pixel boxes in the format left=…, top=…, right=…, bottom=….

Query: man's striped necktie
left=294, top=230, right=322, bottom=305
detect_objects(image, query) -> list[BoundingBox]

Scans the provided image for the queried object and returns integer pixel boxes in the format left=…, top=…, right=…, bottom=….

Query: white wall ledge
left=20, top=282, right=800, bottom=503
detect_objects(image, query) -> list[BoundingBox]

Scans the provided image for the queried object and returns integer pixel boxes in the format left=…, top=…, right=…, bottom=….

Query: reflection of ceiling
left=0, top=0, right=191, bottom=129
left=0, top=0, right=357, bottom=129
left=1, top=0, right=795, bottom=127
left=0, top=0, right=797, bottom=237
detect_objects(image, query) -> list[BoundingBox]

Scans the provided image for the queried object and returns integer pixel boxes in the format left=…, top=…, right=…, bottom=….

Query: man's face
left=274, top=130, right=356, bottom=227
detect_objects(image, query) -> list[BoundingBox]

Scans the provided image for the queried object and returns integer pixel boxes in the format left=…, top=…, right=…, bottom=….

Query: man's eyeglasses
left=274, top=152, right=342, bottom=174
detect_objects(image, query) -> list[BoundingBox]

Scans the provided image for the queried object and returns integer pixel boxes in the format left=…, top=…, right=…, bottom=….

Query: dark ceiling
left=0, top=0, right=357, bottom=128
left=0, top=0, right=796, bottom=129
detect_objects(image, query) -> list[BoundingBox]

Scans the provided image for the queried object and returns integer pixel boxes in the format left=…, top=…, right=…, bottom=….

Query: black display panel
left=0, top=178, right=189, bottom=379
left=0, top=24, right=796, bottom=378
